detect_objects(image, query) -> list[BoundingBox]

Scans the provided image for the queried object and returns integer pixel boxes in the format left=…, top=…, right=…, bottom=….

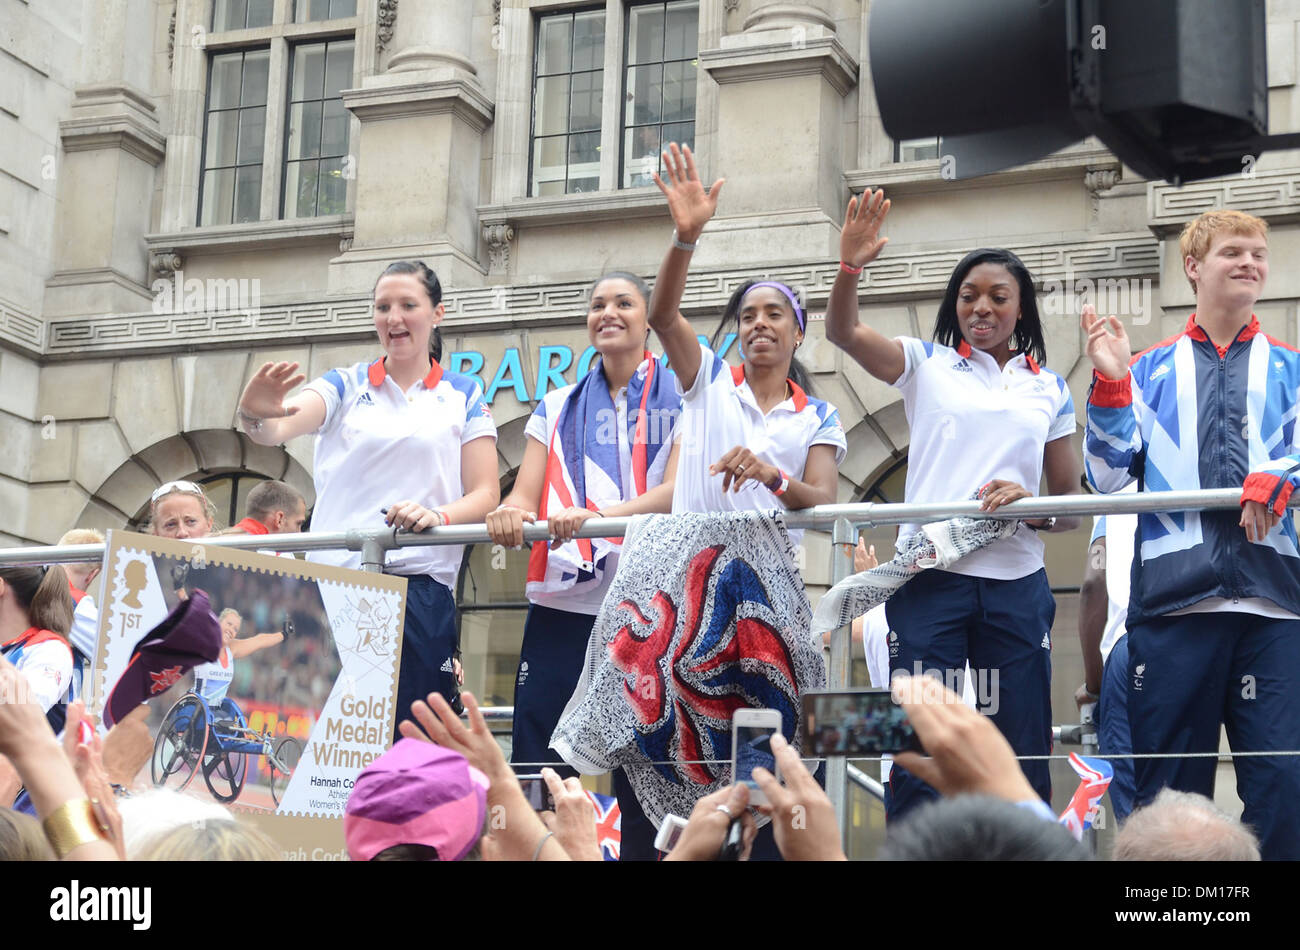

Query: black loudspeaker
left=869, top=0, right=1272, bottom=184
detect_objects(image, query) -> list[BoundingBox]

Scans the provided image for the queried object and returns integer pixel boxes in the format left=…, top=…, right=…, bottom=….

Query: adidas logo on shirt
left=1041, top=632, right=1050, bottom=649
left=357, top=392, right=375, bottom=406
left=440, top=658, right=455, bottom=673
left=951, top=359, right=973, bottom=373
left=1149, top=364, right=1171, bottom=381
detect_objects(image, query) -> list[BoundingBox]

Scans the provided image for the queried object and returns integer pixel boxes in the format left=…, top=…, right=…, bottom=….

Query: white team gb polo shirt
left=673, top=342, right=848, bottom=545
left=305, top=358, right=498, bottom=588
left=893, top=337, right=1076, bottom=580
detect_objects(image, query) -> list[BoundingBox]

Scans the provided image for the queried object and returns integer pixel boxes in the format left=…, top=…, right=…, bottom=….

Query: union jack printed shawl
left=552, top=511, right=824, bottom=828
left=526, top=353, right=678, bottom=598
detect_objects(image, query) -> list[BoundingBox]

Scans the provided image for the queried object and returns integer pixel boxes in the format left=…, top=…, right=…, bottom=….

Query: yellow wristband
left=43, top=799, right=109, bottom=858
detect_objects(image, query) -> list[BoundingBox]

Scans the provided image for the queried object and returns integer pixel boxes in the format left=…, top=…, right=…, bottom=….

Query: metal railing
left=4, top=487, right=1294, bottom=849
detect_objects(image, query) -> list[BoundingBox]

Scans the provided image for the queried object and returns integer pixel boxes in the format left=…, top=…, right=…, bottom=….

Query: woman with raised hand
left=638, top=144, right=847, bottom=861
left=824, top=195, right=1080, bottom=821
left=485, top=271, right=680, bottom=787
left=237, top=261, right=499, bottom=737
left=648, top=144, right=846, bottom=533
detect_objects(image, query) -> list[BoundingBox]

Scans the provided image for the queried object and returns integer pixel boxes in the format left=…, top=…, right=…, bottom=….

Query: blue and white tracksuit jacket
left=1084, top=314, right=1300, bottom=626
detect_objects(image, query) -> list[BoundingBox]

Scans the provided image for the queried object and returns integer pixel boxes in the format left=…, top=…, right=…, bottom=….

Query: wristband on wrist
left=434, top=509, right=449, bottom=527
left=1026, top=517, right=1056, bottom=532
left=43, top=799, right=110, bottom=858
left=766, top=469, right=790, bottom=497
left=237, top=409, right=264, bottom=432
left=839, top=260, right=864, bottom=275
left=532, top=830, right=555, bottom=862
left=672, top=230, right=698, bottom=252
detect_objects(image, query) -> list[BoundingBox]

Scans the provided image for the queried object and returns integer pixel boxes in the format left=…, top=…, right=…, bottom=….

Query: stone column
left=384, top=0, right=478, bottom=78
left=44, top=0, right=163, bottom=317
left=331, top=0, right=492, bottom=293
left=696, top=0, right=857, bottom=264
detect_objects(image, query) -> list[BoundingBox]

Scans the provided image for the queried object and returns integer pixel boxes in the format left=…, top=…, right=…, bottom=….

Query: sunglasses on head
left=150, top=480, right=205, bottom=504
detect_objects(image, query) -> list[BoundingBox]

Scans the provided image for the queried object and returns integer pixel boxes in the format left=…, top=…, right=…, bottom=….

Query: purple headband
left=745, top=282, right=806, bottom=333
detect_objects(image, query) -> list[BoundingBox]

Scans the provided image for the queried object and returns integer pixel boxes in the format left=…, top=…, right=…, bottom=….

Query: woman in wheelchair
left=192, top=608, right=289, bottom=722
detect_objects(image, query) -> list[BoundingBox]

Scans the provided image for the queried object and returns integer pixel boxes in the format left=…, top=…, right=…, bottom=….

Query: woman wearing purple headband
left=825, top=194, right=1081, bottom=827
left=648, top=144, right=847, bottom=528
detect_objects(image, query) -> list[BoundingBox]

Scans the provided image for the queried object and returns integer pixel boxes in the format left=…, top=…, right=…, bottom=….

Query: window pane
left=537, top=16, right=572, bottom=76
left=324, top=41, right=355, bottom=99
left=237, top=106, right=266, bottom=164
left=234, top=165, right=261, bottom=222
left=665, top=2, right=698, bottom=61
left=285, top=160, right=320, bottom=217
left=213, top=0, right=248, bottom=31
left=627, top=64, right=663, bottom=126
left=533, top=75, right=570, bottom=136
left=628, top=5, right=665, bottom=65
left=321, top=99, right=348, bottom=157
left=330, top=0, right=357, bottom=17
left=241, top=50, right=269, bottom=106
left=898, top=138, right=940, bottom=161
left=201, top=168, right=236, bottom=226
left=569, top=70, right=602, bottom=132
left=567, top=131, right=599, bottom=192
left=661, top=120, right=694, bottom=154
left=536, top=179, right=565, bottom=197
left=209, top=54, right=244, bottom=111
left=317, top=157, right=346, bottom=215
left=205, top=110, right=240, bottom=167
left=246, top=0, right=273, bottom=28
left=623, top=125, right=661, bottom=187
left=662, top=60, right=695, bottom=123
left=532, top=135, right=567, bottom=195
left=288, top=101, right=324, bottom=160
left=292, top=45, right=327, bottom=102
left=572, top=11, right=604, bottom=72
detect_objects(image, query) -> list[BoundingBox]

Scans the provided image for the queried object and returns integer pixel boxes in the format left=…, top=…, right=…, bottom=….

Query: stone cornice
left=144, top=216, right=355, bottom=255
left=1148, top=169, right=1300, bottom=234
left=342, top=78, right=494, bottom=131
left=22, top=233, right=1158, bottom=360
left=477, top=189, right=669, bottom=229
left=699, top=34, right=859, bottom=96
left=846, top=143, right=1121, bottom=196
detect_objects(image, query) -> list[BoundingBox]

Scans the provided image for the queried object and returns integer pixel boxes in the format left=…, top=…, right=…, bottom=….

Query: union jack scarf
left=552, top=511, right=824, bottom=829
left=526, top=352, right=679, bottom=598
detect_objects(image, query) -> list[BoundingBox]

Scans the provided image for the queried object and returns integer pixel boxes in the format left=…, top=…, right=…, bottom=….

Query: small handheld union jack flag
left=585, top=790, right=622, bottom=861
left=1058, top=752, right=1114, bottom=840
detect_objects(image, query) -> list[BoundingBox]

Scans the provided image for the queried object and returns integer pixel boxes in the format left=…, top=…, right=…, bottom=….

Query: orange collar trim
left=367, top=358, right=443, bottom=390
left=730, top=364, right=807, bottom=412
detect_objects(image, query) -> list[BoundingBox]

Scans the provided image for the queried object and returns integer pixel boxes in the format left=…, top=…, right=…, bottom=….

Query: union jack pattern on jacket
left=1084, top=314, right=1300, bottom=625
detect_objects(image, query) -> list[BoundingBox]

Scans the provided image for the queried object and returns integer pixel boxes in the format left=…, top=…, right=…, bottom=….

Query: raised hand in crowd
left=0, top=658, right=118, bottom=860
left=61, top=700, right=125, bottom=859
left=751, top=733, right=846, bottom=861
left=538, top=767, right=603, bottom=861
left=1080, top=302, right=1132, bottom=381
left=854, top=537, right=878, bottom=573
left=891, top=672, right=1040, bottom=805
left=652, top=142, right=724, bottom=247
left=662, top=782, right=757, bottom=862
left=239, top=361, right=307, bottom=421
left=840, top=187, right=891, bottom=271
left=399, top=690, right=570, bottom=861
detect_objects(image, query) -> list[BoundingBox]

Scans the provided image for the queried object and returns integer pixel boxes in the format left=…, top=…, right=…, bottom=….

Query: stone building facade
left=6, top=0, right=1300, bottom=714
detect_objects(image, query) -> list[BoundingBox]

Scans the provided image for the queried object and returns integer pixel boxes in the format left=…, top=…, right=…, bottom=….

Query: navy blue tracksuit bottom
left=393, top=575, right=460, bottom=744
left=884, top=568, right=1055, bottom=822
left=1127, top=611, right=1300, bottom=860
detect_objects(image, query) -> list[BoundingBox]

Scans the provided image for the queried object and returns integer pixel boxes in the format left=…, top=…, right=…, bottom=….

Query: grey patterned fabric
left=811, top=515, right=1020, bottom=636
